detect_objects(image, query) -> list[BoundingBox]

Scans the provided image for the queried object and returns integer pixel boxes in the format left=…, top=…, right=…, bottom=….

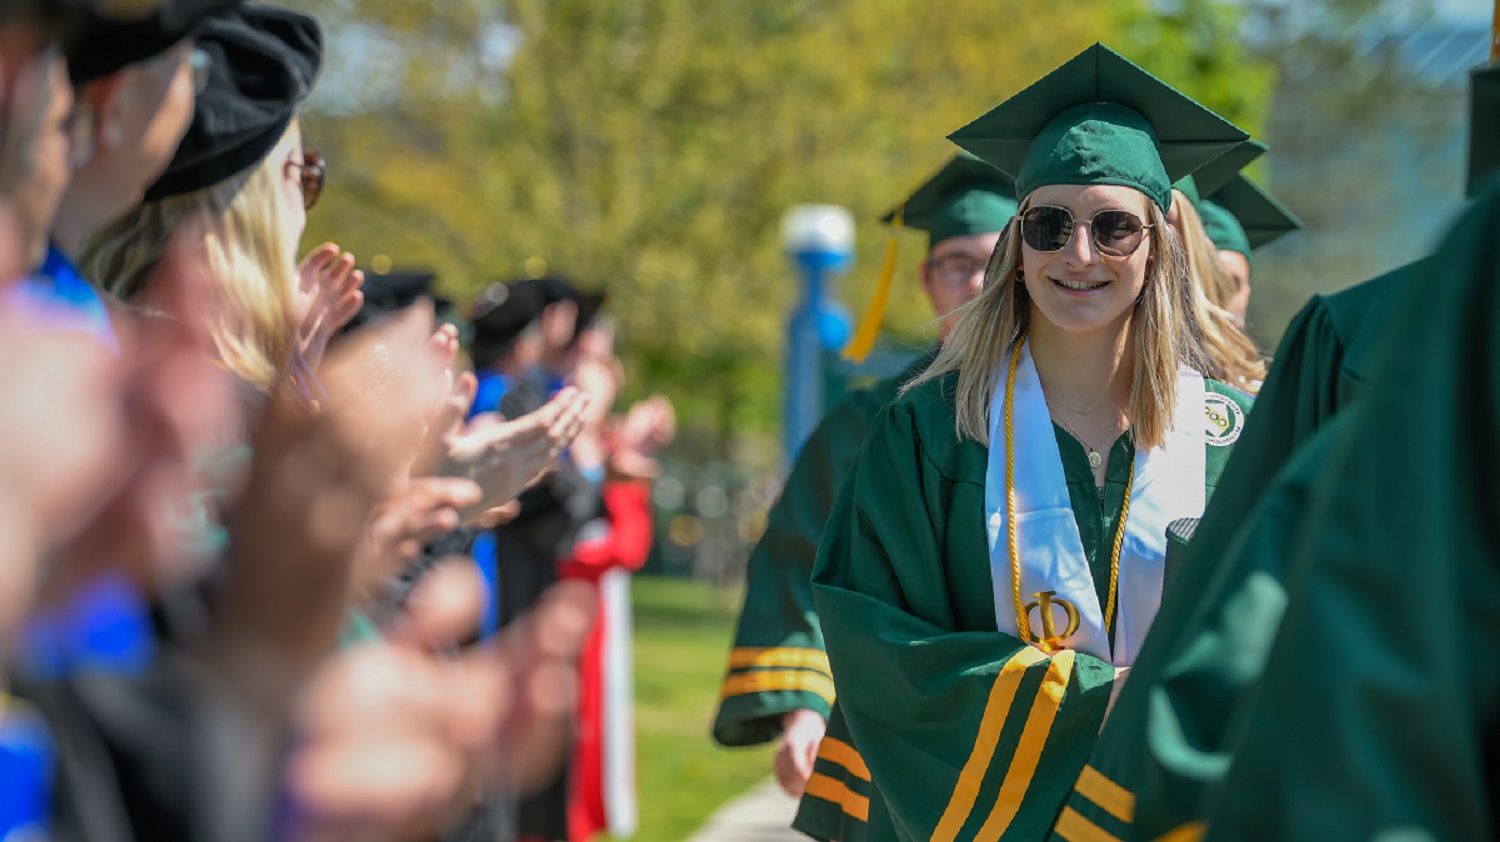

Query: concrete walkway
left=685, top=779, right=803, bottom=842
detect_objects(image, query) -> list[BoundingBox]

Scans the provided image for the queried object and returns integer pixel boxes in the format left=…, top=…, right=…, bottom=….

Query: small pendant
left=1088, top=449, right=1103, bottom=469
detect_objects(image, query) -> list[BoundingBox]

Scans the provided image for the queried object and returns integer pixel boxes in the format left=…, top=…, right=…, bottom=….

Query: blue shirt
left=3, top=244, right=119, bottom=353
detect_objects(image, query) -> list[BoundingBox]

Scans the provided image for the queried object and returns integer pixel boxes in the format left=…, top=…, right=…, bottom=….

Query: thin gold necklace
left=1044, top=392, right=1126, bottom=416
left=1005, top=336, right=1133, bottom=650
left=1048, top=407, right=1118, bottom=470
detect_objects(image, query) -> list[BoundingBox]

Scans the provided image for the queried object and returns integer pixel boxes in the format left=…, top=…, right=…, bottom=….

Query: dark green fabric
left=1049, top=258, right=1430, bottom=840
left=1174, top=174, right=1202, bottom=208
left=1187, top=140, right=1267, bottom=198
left=885, top=153, right=1017, bottom=247
left=949, top=43, right=1248, bottom=212
left=1020, top=103, right=1178, bottom=212
left=1198, top=199, right=1251, bottom=257
left=1173, top=140, right=1266, bottom=216
left=793, top=705, right=872, bottom=842
left=1205, top=174, right=1301, bottom=251
left=1468, top=63, right=1499, bottom=197
left=811, top=373, right=1246, bottom=842
left=1200, top=170, right=1500, bottom=841
left=713, top=352, right=935, bottom=748
left=1059, top=380, right=1249, bottom=639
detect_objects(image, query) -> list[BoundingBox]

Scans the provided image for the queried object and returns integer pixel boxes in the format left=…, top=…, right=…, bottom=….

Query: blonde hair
left=1173, top=189, right=1265, bottom=392
left=905, top=197, right=1214, bottom=451
left=84, top=131, right=300, bottom=392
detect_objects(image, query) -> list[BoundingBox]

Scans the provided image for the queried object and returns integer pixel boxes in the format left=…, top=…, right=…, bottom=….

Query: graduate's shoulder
left=1203, top=378, right=1254, bottom=452
left=1204, top=378, right=1254, bottom=412
left=875, top=371, right=987, bottom=484
left=1276, top=257, right=1425, bottom=379
left=1328, top=257, right=1428, bottom=383
left=885, top=368, right=960, bottom=424
left=1321, top=256, right=1426, bottom=338
left=842, top=345, right=941, bottom=415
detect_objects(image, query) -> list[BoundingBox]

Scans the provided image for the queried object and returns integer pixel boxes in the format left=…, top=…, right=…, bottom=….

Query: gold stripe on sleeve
left=975, top=650, right=1077, bottom=841
left=805, top=772, right=870, bottom=822
left=727, top=647, right=833, bottom=674
left=1054, top=806, right=1124, bottom=842
left=718, top=670, right=837, bottom=704
left=1074, top=764, right=1134, bottom=823
left=931, top=646, right=1048, bottom=842
left=816, top=736, right=870, bottom=782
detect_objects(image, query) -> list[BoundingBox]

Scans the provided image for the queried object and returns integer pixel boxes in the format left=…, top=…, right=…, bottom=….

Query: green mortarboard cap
left=881, top=152, right=1017, bottom=246
left=1175, top=174, right=1202, bottom=208
left=948, top=43, right=1248, bottom=213
left=1173, top=139, right=1268, bottom=208
left=1198, top=199, right=1250, bottom=257
left=1207, top=174, right=1301, bottom=252
left=1188, top=140, right=1267, bottom=198
left=1468, top=64, right=1499, bottom=198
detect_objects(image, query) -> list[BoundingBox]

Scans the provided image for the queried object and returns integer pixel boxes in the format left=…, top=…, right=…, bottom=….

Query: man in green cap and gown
left=709, top=152, right=1016, bottom=842
left=811, top=43, right=1254, bottom=842
left=1047, top=61, right=1499, bottom=842
left=1195, top=164, right=1500, bottom=842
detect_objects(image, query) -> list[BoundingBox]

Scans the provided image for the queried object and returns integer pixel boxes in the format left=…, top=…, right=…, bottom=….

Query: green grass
left=627, top=575, right=775, bottom=841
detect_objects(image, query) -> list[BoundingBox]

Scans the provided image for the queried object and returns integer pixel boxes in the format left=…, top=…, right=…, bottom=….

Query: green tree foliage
left=289, top=0, right=1272, bottom=460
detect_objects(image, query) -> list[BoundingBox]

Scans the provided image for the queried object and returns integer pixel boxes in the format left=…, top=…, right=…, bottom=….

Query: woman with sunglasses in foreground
left=807, top=45, right=1254, bottom=841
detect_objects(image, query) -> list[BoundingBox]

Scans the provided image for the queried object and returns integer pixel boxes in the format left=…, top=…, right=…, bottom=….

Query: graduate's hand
left=296, top=243, right=365, bottom=371
left=775, top=708, right=827, bottom=797
left=285, top=570, right=597, bottom=842
left=436, top=387, right=591, bottom=523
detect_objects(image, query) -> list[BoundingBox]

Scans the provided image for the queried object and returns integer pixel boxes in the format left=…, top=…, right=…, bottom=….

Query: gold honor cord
left=842, top=208, right=903, bottom=363
left=1004, top=337, right=1134, bottom=650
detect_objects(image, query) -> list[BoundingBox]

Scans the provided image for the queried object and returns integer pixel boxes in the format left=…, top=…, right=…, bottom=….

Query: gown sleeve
left=813, top=401, right=1115, bottom=842
left=710, top=394, right=876, bottom=746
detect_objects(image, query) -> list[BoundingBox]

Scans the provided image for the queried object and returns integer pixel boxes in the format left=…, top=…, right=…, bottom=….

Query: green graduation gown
left=713, top=353, right=937, bottom=748
left=809, top=371, right=1249, bottom=842
left=712, top=353, right=935, bottom=842
left=1197, top=178, right=1500, bottom=840
left=1048, top=263, right=1430, bottom=841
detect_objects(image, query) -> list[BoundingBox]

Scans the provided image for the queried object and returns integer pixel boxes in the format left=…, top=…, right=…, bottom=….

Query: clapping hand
left=436, top=387, right=592, bottom=524
left=212, top=305, right=450, bottom=697
left=296, top=243, right=364, bottom=371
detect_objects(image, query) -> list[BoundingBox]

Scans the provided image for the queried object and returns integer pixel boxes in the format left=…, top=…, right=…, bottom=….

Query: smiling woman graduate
left=808, top=44, right=1254, bottom=841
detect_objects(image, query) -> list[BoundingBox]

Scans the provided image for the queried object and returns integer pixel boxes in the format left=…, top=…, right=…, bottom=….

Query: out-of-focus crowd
left=0, top=2, right=674, bottom=841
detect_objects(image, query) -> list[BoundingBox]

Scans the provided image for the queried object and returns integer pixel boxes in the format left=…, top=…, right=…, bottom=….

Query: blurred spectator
left=560, top=390, right=676, bottom=842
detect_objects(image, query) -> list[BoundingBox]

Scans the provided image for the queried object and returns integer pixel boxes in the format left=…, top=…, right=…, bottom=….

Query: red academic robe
left=557, top=480, right=654, bottom=842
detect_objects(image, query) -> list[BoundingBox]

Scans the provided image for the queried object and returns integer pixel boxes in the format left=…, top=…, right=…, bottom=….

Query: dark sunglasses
left=286, top=150, right=325, bottom=210
left=1019, top=205, right=1154, bottom=257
